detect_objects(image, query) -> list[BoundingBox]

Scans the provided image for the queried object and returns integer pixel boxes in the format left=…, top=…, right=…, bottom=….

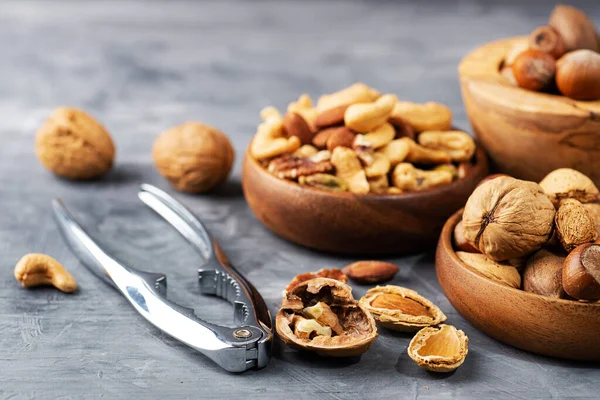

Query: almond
left=342, top=261, right=399, bottom=284
left=283, top=111, right=313, bottom=145
left=312, top=126, right=340, bottom=149
left=315, top=105, right=348, bottom=129
left=326, top=127, right=356, bottom=152
left=388, top=116, right=415, bottom=139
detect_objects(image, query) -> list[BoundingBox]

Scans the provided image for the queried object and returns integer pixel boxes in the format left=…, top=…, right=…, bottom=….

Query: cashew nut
left=287, top=94, right=318, bottom=130
left=368, top=175, right=390, bottom=193
left=251, top=113, right=301, bottom=160
left=260, top=106, right=282, bottom=122
left=294, top=144, right=319, bottom=158
left=402, top=137, right=452, bottom=165
left=331, top=147, right=370, bottom=194
left=392, top=163, right=454, bottom=192
left=364, top=153, right=391, bottom=178
left=317, top=83, right=380, bottom=113
left=14, top=253, right=77, bottom=293
left=418, top=130, right=476, bottom=162
left=391, top=101, right=452, bottom=132
left=354, top=122, right=395, bottom=149
left=344, top=94, right=398, bottom=132
left=378, top=139, right=411, bottom=166
left=309, top=150, right=332, bottom=163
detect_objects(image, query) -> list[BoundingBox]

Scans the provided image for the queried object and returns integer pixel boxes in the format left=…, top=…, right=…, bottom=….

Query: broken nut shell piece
left=277, top=278, right=378, bottom=357
left=408, top=324, right=468, bottom=373
left=284, top=268, right=348, bottom=295
left=359, top=285, right=447, bottom=332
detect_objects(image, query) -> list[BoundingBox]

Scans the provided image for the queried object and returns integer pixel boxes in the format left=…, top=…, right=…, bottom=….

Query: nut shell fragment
left=359, top=286, right=447, bottom=332
left=277, top=278, right=377, bottom=357
left=408, top=324, right=468, bottom=373
left=284, top=268, right=347, bottom=294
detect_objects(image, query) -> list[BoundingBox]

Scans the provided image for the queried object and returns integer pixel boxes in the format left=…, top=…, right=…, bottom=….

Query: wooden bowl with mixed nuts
left=436, top=169, right=600, bottom=361
left=459, top=5, right=600, bottom=185
left=242, top=83, right=489, bottom=255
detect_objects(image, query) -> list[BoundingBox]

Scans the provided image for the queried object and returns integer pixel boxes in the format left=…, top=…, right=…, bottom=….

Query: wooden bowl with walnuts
left=242, top=83, right=489, bottom=255
left=436, top=170, right=600, bottom=361
left=459, top=5, right=600, bottom=186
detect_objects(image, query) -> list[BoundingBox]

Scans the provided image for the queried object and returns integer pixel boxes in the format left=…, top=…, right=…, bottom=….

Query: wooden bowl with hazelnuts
left=242, top=84, right=489, bottom=255
left=436, top=170, right=600, bottom=361
left=459, top=5, right=600, bottom=186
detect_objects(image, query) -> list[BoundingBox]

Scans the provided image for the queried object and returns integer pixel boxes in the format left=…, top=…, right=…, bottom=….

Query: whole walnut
left=153, top=122, right=234, bottom=193
left=35, top=107, right=115, bottom=180
left=462, top=176, right=555, bottom=261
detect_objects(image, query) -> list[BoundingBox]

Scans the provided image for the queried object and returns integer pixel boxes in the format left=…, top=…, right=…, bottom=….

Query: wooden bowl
left=436, top=210, right=600, bottom=361
left=459, top=36, right=600, bottom=185
left=242, top=146, right=489, bottom=255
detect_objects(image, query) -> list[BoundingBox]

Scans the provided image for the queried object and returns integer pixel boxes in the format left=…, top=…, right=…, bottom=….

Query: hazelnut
left=549, top=5, right=599, bottom=53
left=563, top=243, right=600, bottom=301
left=153, top=122, right=234, bottom=193
left=554, top=198, right=598, bottom=252
left=35, top=107, right=115, bottom=180
left=511, top=49, right=556, bottom=91
left=523, top=248, right=566, bottom=298
left=529, top=25, right=566, bottom=59
left=556, top=50, right=600, bottom=101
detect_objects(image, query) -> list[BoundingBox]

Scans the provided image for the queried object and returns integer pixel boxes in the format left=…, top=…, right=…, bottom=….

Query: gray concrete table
left=0, top=1, right=598, bottom=398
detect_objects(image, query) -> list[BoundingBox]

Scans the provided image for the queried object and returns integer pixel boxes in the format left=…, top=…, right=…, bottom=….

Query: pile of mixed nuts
left=455, top=168, right=600, bottom=301
left=502, top=4, right=600, bottom=100
left=276, top=265, right=469, bottom=373
left=250, top=83, right=477, bottom=194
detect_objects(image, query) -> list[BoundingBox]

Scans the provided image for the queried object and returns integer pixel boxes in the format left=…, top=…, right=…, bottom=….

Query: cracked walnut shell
left=462, top=176, right=555, bottom=261
left=276, top=278, right=377, bottom=357
left=153, top=122, right=234, bottom=193
left=359, top=286, right=446, bottom=332
left=35, top=107, right=115, bottom=180
left=408, top=324, right=468, bottom=373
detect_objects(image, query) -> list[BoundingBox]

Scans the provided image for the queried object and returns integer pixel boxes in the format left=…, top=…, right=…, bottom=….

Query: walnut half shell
left=408, top=324, right=469, bottom=373
left=359, top=286, right=446, bottom=332
left=276, top=278, right=377, bottom=357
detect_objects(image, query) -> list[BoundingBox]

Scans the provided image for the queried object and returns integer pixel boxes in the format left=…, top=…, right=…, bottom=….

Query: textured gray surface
left=0, top=1, right=599, bottom=399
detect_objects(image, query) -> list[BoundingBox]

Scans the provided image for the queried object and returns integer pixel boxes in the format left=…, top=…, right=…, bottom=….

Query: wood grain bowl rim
left=440, top=209, right=600, bottom=309
left=244, top=143, right=488, bottom=201
left=458, top=36, right=600, bottom=113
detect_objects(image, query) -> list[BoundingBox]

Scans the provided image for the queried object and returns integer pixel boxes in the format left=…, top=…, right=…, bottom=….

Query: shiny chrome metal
left=52, top=184, right=272, bottom=372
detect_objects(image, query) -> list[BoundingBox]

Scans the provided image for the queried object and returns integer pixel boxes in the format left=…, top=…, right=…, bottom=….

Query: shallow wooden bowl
left=242, top=146, right=488, bottom=255
left=436, top=210, right=600, bottom=361
left=459, top=36, right=600, bottom=185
